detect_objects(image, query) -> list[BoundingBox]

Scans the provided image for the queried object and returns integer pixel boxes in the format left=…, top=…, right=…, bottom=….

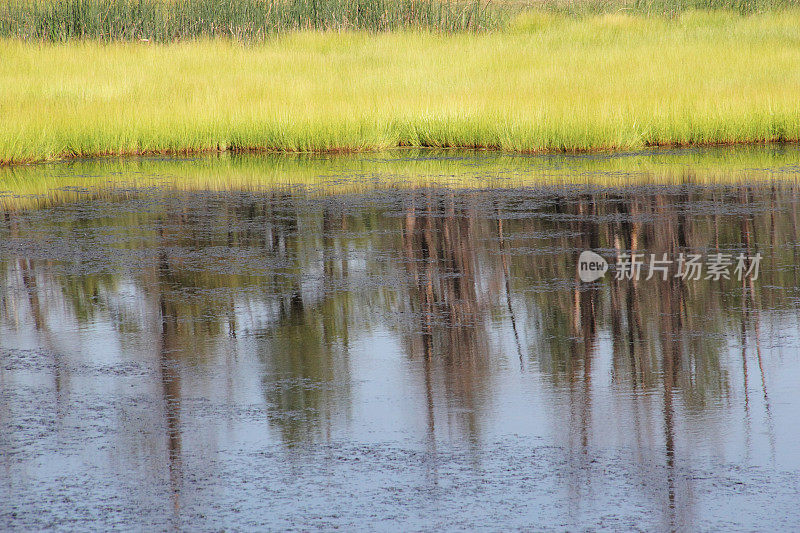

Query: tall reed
left=0, top=0, right=501, bottom=40
left=546, top=0, right=800, bottom=16
left=3, top=0, right=799, bottom=43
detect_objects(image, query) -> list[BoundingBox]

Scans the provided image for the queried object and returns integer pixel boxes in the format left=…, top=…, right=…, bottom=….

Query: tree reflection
left=400, top=190, right=490, bottom=445
left=2, top=180, right=798, bottom=526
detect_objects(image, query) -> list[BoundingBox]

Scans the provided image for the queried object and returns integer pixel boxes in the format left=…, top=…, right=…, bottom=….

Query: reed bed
left=0, top=0, right=500, bottom=40
left=2, top=0, right=799, bottom=44
left=2, top=11, right=800, bottom=164
left=538, top=0, right=800, bottom=16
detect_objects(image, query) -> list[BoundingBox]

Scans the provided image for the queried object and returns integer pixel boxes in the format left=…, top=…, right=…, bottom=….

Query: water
left=2, top=148, right=800, bottom=530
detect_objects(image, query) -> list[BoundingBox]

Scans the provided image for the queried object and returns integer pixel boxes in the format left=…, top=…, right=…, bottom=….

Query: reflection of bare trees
left=257, top=196, right=356, bottom=444
left=496, top=205, right=524, bottom=370
left=538, top=183, right=795, bottom=530
left=401, top=190, right=490, bottom=443
left=2, top=182, right=798, bottom=526
left=3, top=211, right=68, bottom=408
left=157, top=221, right=183, bottom=516
left=3, top=184, right=796, bottom=411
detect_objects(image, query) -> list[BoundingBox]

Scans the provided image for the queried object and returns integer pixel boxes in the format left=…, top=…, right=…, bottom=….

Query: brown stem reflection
left=401, top=190, right=489, bottom=446
left=157, top=220, right=183, bottom=516
left=2, top=179, right=799, bottom=527
left=4, top=212, right=68, bottom=411
left=496, top=205, right=524, bottom=371
left=740, top=202, right=777, bottom=465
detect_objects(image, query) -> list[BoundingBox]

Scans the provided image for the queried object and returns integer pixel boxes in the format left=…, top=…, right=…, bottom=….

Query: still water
left=2, top=148, right=800, bottom=530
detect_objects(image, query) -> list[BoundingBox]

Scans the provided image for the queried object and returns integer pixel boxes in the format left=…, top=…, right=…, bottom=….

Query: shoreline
left=2, top=137, right=799, bottom=168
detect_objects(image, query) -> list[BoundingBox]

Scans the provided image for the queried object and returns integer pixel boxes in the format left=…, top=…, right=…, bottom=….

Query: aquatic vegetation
left=2, top=146, right=800, bottom=210
left=2, top=12, right=800, bottom=163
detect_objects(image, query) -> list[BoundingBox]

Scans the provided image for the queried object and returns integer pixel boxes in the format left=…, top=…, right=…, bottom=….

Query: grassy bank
left=2, top=11, right=800, bottom=164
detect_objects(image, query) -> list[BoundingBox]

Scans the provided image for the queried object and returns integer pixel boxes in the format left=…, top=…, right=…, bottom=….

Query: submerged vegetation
left=2, top=11, right=800, bottom=164
left=3, top=146, right=800, bottom=210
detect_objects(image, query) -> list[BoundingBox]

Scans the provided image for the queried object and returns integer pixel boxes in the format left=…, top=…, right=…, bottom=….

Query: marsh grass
left=2, top=0, right=799, bottom=45
left=0, top=0, right=500, bottom=40
left=2, top=12, right=800, bottom=163
left=538, top=0, right=800, bottom=16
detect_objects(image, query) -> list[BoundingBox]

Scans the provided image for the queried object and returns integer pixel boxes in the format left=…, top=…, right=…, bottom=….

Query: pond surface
left=2, top=148, right=800, bottom=530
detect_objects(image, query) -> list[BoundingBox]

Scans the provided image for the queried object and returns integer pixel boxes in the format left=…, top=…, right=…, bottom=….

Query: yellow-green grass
left=2, top=10, right=800, bottom=164
left=3, top=146, right=800, bottom=210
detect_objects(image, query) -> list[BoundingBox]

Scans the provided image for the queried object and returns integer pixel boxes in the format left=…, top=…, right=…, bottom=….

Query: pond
left=2, top=147, right=800, bottom=530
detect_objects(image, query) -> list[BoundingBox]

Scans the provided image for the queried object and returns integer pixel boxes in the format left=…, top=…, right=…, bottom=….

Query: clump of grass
left=2, top=12, right=800, bottom=164
left=0, top=0, right=501, bottom=40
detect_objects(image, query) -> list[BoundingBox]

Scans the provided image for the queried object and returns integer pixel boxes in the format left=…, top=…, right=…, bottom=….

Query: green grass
left=534, top=0, right=800, bottom=16
left=2, top=0, right=800, bottom=44
left=2, top=11, right=800, bottom=164
left=0, top=0, right=500, bottom=41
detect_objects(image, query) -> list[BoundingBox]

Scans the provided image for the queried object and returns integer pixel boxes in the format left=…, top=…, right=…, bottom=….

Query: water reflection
left=2, top=165, right=800, bottom=529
